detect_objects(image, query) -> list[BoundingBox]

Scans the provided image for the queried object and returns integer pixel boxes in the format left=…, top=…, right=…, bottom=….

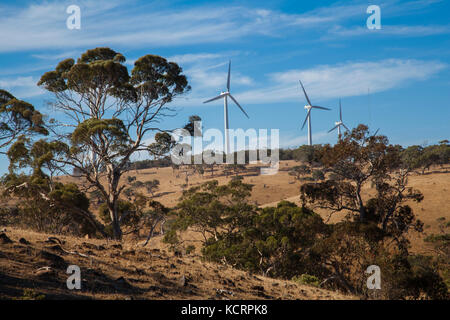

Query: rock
left=19, top=238, right=30, bottom=245
left=114, top=276, right=132, bottom=290
left=178, top=275, right=186, bottom=287
left=0, top=233, right=13, bottom=244
left=38, top=250, right=67, bottom=269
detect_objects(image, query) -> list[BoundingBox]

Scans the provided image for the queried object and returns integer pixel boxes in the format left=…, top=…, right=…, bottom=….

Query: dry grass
left=0, top=228, right=354, bottom=300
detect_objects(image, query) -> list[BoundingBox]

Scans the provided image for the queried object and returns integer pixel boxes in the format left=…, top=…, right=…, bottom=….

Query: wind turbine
left=328, top=99, right=350, bottom=139
left=299, top=80, right=330, bottom=146
left=203, top=61, right=249, bottom=155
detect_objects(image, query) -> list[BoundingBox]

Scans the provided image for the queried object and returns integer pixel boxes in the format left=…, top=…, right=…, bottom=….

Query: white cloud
left=0, top=1, right=445, bottom=53
left=167, top=53, right=224, bottom=64
left=0, top=76, right=43, bottom=98
left=172, top=58, right=447, bottom=108
left=234, top=59, right=447, bottom=105
left=32, top=51, right=80, bottom=60
left=0, top=2, right=302, bottom=53
left=325, top=25, right=450, bottom=39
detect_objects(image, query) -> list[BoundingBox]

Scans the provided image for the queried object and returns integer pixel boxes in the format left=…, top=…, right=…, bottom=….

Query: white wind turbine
left=203, top=60, right=249, bottom=155
left=299, top=80, right=330, bottom=146
left=328, top=99, right=350, bottom=139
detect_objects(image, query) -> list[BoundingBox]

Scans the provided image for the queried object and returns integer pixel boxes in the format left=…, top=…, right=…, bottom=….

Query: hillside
left=2, top=161, right=448, bottom=300
left=57, top=160, right=450, bottom=254
left=0, top=228, right=354, bottom=300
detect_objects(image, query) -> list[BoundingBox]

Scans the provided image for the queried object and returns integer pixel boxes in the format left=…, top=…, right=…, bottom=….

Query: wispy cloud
left=325, top=24, right=450, bottom=39
left=0, top=1, right=304, bottom=53
left=0, top=76, right=44, bottom=98
left=167, top=53, right=224, bottom=64
left=32, top=51, right=81, bottom=60
left=0, top=0, right=446, bottom=54
left=184, top=59, right=447, bottom=106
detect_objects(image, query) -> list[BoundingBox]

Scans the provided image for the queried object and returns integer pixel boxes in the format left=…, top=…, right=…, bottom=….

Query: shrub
left=292, top=274, right=321, bottom=287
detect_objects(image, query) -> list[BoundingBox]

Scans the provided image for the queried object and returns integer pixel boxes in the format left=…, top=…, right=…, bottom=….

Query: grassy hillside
left=0, top=228, right=354, bottom=300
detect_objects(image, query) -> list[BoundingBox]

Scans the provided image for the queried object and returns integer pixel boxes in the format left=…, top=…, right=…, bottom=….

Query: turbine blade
left=203, top=94, right=223, bottom=104
left=342, top=123, right=350, bottom=131
left=328, top=125, right=339, bottom=133
left=227, top=60, right=231, bottom=92
left=339, top=99, right=342, bottom=121
left=229, top=94, right=249, bottom=118
left=311, top=105, right=331, bottom=110
left=301, top=109, right=311, bottom=130
left=299, top=80, right=312, bottom=106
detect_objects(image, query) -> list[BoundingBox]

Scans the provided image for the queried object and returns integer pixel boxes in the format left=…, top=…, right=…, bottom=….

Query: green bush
left=292, top=274, right=321, bottom=287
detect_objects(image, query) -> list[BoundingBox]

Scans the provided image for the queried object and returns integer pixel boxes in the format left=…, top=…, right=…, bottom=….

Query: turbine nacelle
left=329, top=99, right=350, bottom=135
left=299, top=80, right=330, bottom=146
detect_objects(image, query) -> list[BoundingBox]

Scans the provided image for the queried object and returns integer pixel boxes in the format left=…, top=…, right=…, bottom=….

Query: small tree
left=144, top=179, right=160, bottom=196
left=301, top=125, right=422, bottom=225
left=288, top=165, right=311, bottom=181
left=37, top=47, right=190, bottom=239
left=3, top=139, right=103, bottom=236
left=0, top=90, right=47, bottom=152
left=165, top=179, right=254, bottom=244
left=312, top=169, right=325, bottom=181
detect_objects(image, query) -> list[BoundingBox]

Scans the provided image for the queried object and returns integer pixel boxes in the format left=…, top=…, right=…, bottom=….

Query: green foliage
left=127, top=176, right=136, bottom=183
left=148, top=132, right=175, bottom=158
left=312, top=169, right=325, bottom=181
left=168, top=182, right=327, bottom=278
left=2, top=174, right=101, bottom=236
left=292, top=274, right=320, bottom=287
left=185, top=245, right=196, bottom=255
left=37, top=47, right=191, bottom=239
left=70, top=118, right=130, bottom=155
left=183, top=115, right=202, bottom=137
left=401, top=143, right=450, bottom=173
left=14, top=289, right=45, bottom=301
left=144, top=179, right=160, bottom=195
left=288, top=165, right=310, bottom=180
left=0, top=90, right=48, bottom=151
left=164, top=179, right=255, bottom=244
left=425, top=234, right=450, bottom=244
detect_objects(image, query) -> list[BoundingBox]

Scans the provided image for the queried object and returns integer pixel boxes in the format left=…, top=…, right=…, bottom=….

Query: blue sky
left=0, top=0, right=449, bottom=173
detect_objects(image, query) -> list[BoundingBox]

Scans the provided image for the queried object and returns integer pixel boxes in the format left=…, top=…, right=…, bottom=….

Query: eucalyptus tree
left=0, top=89, right=47, bottom=152
left=37, top=47, right=190, bottom=239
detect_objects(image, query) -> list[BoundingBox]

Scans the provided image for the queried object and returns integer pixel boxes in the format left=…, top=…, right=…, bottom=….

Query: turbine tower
left=299, top=80, right=330, bottom=146
left=328, top=99, right=349, bottom=139
left=203, top=61, right=249, bottom=154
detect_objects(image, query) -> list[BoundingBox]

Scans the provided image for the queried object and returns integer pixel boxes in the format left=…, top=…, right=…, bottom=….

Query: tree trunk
left=356, top=186, right=366, bottom=222
left=108, top=203, right=122, bottom=240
